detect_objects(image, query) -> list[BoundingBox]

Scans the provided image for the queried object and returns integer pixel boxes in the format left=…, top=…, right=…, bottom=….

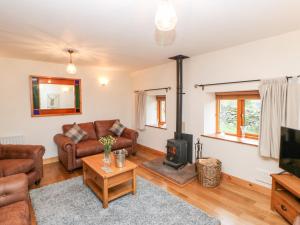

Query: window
left=146, top=95, right=166, bottom=128
left=216, top=91, right=260, bottom=139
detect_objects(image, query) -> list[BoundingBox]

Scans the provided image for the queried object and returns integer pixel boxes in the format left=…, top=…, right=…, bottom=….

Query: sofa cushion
left=64, top=123, right=87, bottom=144
left=0, top=159, right=34, bottom=177
left=0, top=201, right=30, bottom=225
left=109, top=120, right=126, bottom=137
left=112, top=137, right=133, bottom=150
left=76, top=140, right=103, bottom=158
left=94, top=120, right=117, bottom=138
left=63, top=122, right=97, bottom=140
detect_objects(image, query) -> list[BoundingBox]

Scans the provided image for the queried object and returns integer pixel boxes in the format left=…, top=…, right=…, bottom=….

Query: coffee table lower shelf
left=85, top=178, right=134, bottom=206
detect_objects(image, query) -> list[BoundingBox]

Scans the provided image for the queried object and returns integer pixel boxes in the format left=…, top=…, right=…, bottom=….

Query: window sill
left=201, top=133, right=259, bottom=147
left=145, top=125, right=167, bottom=130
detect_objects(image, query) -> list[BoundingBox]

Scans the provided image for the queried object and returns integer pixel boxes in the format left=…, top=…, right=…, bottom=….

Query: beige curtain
left=287, top=77, right=300, bottom=129
left=258, top=78, right=288, bottom=159
left=135, top=91, right=147, bottom=130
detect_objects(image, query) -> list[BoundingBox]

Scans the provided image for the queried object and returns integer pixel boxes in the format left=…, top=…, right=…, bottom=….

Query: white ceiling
left=1, top=0, right=300, bottom=72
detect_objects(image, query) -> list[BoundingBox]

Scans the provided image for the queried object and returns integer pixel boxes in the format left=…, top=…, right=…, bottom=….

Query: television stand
left=277, top=170, right=288, bottom=175
left=271, top=174, right=300, bottom=224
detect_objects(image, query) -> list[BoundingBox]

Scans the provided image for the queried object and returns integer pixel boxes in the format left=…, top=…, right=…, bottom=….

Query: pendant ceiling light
left=66, top=49, right=77, bottom=74
left=155, top=0, right=178, bottom=31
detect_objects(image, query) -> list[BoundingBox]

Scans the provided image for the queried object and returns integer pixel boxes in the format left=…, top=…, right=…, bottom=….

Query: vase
left=240, top=126, right=246, bottom=138
left=103, top=146, right=112, bottom=167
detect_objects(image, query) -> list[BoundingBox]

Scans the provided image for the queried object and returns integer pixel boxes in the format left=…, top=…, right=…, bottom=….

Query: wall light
left=99, top=77, right=109, bottom=86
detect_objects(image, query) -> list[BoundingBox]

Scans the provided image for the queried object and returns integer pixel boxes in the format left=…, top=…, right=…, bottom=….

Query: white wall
left=0, top=58, right=133, bottom=158
left=131, top=30, right=300, bottom=187
left=132, top=65, right=177, bottom=151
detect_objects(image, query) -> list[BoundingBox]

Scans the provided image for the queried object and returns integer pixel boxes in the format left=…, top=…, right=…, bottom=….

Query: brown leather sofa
left=0, top=173, right=30, bottom=225
left=54, top=119, right=139, bottom=171
left=0, top=144, right=45, bottom=186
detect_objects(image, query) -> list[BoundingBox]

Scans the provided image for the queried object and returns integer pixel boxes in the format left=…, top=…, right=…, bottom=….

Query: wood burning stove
left=165, top=139, right=187, bottom=168
left=164, top=55, right=193, bottom=169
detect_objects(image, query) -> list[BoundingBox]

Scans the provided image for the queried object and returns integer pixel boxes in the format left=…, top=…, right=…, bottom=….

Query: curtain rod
left=134, top=87, right=171, bottom=93
left=194, top=75, right=300, bottom=90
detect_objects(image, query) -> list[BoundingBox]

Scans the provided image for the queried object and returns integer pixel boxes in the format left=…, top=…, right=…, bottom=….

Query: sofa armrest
left=0, top=174, right=28, bottom=208
left=53, top=134, right=75, bottom=151
left=122, top=128, right=139, bottom=142
left=54, top=134, right=76, bottom=171
left=1, top=144, right=45, bottom=160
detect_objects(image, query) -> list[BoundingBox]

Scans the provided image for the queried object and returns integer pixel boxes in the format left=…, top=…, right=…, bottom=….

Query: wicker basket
left=196, top=158, right=222, bottom=188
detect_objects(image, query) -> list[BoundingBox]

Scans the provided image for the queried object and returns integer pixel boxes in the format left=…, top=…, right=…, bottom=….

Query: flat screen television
left=280, top=127, right=300, bottom=178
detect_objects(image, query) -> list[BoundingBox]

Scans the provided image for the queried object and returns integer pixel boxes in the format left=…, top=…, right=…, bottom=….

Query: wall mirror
left=30, top=76, right=82, bottom=117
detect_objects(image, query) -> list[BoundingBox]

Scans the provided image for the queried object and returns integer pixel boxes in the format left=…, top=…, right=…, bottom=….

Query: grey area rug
left=142, top=157, right=197, bottom=186
left=30, top=176, right=220, bottom=225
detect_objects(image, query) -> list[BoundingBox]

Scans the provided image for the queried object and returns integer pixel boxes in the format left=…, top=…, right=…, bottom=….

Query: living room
left=1, top=1, right=300, bottom=225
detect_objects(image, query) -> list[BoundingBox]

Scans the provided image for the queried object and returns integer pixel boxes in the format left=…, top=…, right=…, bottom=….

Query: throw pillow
left=64, top=123, right=87, bottom=144
left=109, top=120, right=126, bottom=136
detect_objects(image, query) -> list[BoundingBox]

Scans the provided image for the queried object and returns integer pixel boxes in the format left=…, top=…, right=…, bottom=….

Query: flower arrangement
left=99, top=135, right=116, bottom=154
left=99, top=135, right=116, bottom=166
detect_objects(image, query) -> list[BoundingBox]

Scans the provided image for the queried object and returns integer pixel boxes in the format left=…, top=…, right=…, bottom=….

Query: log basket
left=196, top=158, right=222, bottom=188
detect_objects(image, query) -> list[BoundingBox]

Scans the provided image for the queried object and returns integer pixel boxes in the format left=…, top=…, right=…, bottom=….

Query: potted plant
left=99, top=135, right=116, bottom=167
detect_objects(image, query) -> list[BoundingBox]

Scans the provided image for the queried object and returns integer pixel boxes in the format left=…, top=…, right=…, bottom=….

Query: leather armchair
left=0, top=173, right=30, bottom=225
left=0, top=144, right=45, bottom=186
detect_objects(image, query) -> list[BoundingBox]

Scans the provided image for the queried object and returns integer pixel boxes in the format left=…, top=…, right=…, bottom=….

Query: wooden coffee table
left=82, top=153, right=137, bottom=208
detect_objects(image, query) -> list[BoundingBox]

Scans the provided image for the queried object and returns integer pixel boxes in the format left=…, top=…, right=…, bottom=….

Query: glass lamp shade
left=66, top=63, right=77, bottom=74
left=155, top=0, right=178, bottom=31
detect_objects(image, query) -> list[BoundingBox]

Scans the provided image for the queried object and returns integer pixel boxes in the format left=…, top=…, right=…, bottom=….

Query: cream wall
left=0, top=58, right=133, bottom=158
left=131, top=30, right=300, bottom=187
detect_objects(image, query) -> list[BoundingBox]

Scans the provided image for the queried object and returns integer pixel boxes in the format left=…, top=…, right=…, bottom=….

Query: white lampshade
left=66, top=63, right=77, bottom=74
left=155, top=0, right=178, bottom=31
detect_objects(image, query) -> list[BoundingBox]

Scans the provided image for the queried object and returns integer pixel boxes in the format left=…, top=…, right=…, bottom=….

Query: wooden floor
left=30, top=148, right=288, bottom=225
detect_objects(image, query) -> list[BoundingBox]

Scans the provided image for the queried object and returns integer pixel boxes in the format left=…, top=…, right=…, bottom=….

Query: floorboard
left=30, top=147, right=288, bottom=225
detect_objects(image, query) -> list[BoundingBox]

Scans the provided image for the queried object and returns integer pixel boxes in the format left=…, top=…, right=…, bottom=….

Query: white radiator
left=0, top=135, right=24, bottom=144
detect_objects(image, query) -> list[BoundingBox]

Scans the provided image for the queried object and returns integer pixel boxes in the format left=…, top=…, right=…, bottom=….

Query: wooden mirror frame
left=30, top=75, right=82, bottom=117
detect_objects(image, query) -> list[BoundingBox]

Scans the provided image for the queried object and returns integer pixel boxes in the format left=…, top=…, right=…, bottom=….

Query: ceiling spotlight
left=155, top=0, right=178, bottom=31
left=66, top=49, right=77, bottom=74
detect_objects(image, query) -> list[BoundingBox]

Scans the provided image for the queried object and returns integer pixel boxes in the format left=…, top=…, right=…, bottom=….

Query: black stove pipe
left=169, top=55, right=189, bottom=140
